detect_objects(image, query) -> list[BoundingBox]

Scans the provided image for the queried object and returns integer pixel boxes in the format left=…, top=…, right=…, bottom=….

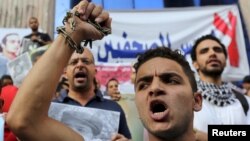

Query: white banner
left=91, top=5, right=249, bottom=82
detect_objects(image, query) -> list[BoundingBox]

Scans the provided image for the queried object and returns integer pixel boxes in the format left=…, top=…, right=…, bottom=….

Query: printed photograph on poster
left=48, top=102, right=120, bottom=141
left=20, top=38, right=39, bottom=55
left=7, top=52, right=32, bottom=86
left=0, top=28, right=30, bottom=77
left=29, top=45, right=49, bottom=64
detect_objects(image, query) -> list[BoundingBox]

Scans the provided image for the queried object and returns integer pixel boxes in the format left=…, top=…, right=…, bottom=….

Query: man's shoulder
left=102, top=98, right=121, bottom=106
left=38, top=32, right=52, bottom=41
left=98, top=98, right=123, bottom=111
left=38, top=32, right=50, bottom=37
left=229, top=82, right=245, bottom=94
left=244, top=95, right=250, bottom=103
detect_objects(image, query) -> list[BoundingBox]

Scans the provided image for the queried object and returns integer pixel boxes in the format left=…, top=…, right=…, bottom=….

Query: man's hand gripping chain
left=57, top=11, right=111, bottom=53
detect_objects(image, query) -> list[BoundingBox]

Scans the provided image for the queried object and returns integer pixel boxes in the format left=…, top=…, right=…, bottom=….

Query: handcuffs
left=56, top=11, right=111, bottom=53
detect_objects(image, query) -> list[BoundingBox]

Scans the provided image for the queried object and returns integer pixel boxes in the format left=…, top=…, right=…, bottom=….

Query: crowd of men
left=1, top=1, right=250, bottom=141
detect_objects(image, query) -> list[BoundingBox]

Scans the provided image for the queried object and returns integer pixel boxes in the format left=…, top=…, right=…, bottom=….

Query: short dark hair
left=0, top=74, right=13, bottom=87
left=29, top=17, right=38, bottom=21
left=243, top=75, right=250, bottom=83
left=106, top=78, right=119, bottom=89
left=2, top=33, right=19, bottom=45
left=134, top=47, right=197, bottom=92
left=1, top=74, right=13, bottom=82
left=190, top=34, right=227, bottom=62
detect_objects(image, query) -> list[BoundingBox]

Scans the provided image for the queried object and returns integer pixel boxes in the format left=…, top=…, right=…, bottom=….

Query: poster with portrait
left=48, top=102, right=120, bottom=141
left=0, top=28, right=30, bottom=56
left=0, top=28, right=30, bottom=77
left=7, top=52, right=32, bottom=86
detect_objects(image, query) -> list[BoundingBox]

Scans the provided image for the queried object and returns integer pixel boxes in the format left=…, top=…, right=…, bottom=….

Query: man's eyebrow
left=136, top=72, right=183, bottom=83
left=136, top=75, right=153, bottom=84
left=69, top=57, right=92, bottom=61
left=199, top=47, right=209, bottom=51
left=159, top=72, right=182, bottom=78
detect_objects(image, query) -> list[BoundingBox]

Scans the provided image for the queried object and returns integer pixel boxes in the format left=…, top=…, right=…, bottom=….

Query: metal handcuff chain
left=57, top=11, right=111, bottom=53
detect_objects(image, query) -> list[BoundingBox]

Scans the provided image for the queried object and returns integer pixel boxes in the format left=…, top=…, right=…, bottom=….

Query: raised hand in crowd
left=6, top=1, right=113, bottom=141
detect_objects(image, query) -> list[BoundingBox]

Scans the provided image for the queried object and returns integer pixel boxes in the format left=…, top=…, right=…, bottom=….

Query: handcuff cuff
left=56, top=11, right=111, bottom=53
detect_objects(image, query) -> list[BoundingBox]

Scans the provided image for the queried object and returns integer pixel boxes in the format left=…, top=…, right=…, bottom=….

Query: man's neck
left=147, top=128, right=196, bottom=141
left=68, top=89, right=95, bottom=106
left=199, top=73, right=222, bottom=86
left=32, top=30, right=38, bottom=34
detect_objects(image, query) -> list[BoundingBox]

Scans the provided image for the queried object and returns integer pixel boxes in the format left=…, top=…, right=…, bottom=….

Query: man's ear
left=63, top=67, right=67, bottom=74
left=63, top=67, right=68, bottom=79
left=94, top=68, right=97, bottom=75
left=193, top=91, right=202, bottom=112
left=192, top=62, right=199, bottom=71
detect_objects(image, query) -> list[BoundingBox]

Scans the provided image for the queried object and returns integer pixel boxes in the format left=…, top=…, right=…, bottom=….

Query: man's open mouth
left=74, top=71, right=87, bottom=82
left=150, top=100, right=168, bottom=121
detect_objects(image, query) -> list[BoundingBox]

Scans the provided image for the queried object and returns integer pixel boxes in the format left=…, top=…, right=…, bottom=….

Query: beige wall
left=239, top=0, right=250, bottom=41
left=0, top=0, right=55, bottom=39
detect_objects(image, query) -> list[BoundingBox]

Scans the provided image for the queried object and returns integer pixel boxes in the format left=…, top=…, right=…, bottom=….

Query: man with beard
left=191, top=34, right=250, bottom=133
left=134, top=47, right=202, bottom=141
left=23, top=17, right=52, bottom=48
left=6, top=1, right=131, bottom=141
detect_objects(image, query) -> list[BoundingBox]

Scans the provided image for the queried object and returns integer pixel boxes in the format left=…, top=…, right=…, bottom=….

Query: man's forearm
left=7, top=34, right=74, bottom=129
left=6, top=0, right=111, bottom=140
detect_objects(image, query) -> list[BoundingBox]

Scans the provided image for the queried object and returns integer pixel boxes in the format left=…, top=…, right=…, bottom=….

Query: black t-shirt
left=24, top=32, right=52, bottom=47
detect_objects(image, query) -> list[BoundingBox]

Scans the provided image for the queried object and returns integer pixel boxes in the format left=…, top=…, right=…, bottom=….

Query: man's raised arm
left=6, top=1, right=111, bottom=141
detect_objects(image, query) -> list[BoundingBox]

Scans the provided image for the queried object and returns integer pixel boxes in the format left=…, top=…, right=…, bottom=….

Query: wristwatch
left=38, top=38, right=43, bottom=43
